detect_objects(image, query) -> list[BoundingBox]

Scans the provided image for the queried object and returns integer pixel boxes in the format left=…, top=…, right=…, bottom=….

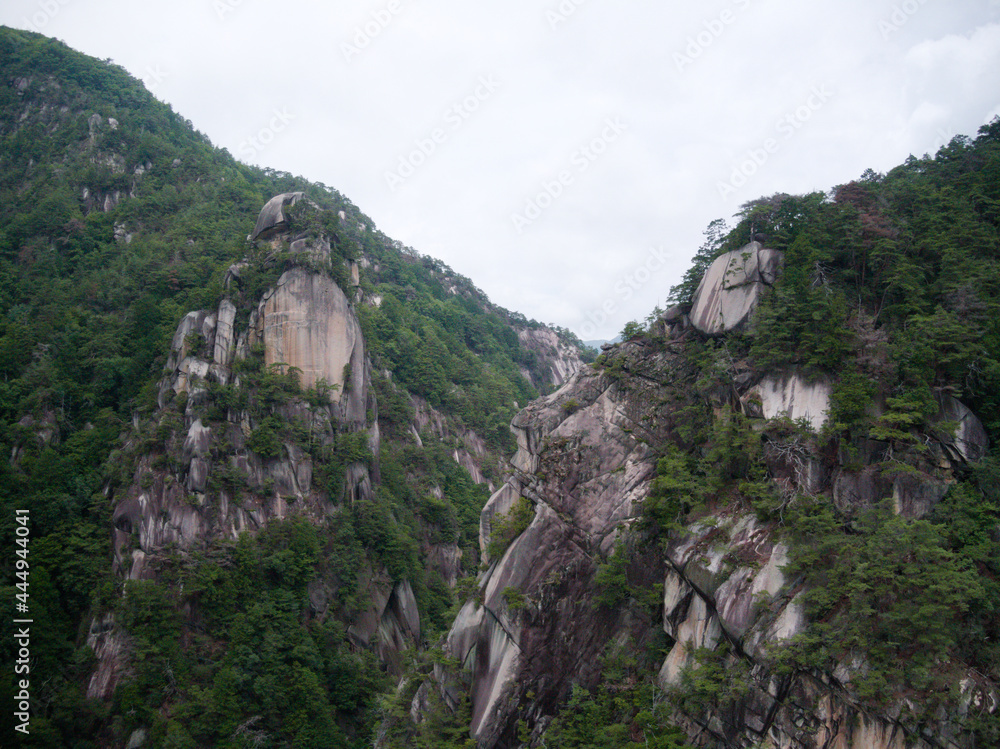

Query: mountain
left=387, top=130, right=1000, bottom=747
left=0, top=27, right=587, bottom=748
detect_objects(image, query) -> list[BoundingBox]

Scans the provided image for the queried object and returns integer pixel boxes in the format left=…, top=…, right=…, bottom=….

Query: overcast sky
left=4, top=1, right=1000, bottom=340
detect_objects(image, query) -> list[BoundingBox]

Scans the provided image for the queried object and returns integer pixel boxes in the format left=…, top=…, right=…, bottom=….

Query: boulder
left=833, top=467, right=892, bottom=515
left=251, top=192, right=303, bottom=241
left=932, top=393, right=988, bottom=463
left=892, top=473, right=950, bottom=518
left=689, top=242, right=782, bottom=335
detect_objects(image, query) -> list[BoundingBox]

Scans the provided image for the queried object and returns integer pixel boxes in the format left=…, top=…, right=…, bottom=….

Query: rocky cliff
left=515, top=327, right=585, bottom=389
left=405, top=242, right=997, bottom=748
left=87, top=195, right=412, bottom=699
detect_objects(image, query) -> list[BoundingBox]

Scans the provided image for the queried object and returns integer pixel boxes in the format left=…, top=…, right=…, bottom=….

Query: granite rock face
left=689, top=242, right=782, bottom=335
left=438, top=356, right=665, bottom=747
left=933, top=392, right=989, bottom=463
left=251, top=191, right=303, bottom=241
left=248, top=267, right=367, bottom=419
left=753, top=372, right=832, bottom=431
left=516, top=327, right=585, bottom=388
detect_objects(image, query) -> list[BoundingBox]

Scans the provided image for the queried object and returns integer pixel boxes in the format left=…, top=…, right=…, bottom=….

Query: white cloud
left=1, top=0, right=999, bottom=338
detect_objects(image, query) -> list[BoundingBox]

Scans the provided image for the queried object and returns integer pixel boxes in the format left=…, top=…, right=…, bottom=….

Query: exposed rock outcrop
left=251, top=191, right=304, bottom=241
left=753, top=372, right=832, bottom=431
left=438, top=347, right=671, bottom=746
left=346, top=569, right=421, bottom=672
left=247, top=267, right=367, bottom=417
left=516, top=328, right=585, bottom=388
left=91, top=195, right=419, bottom=700
left=933, top=392, right=989, bottom=464
left=690, top=242, right=782, bottom=335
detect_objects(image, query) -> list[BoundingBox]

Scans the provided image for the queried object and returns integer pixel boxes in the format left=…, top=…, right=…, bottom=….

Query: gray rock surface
left=753, top=372, right=832, bottom=431
left=516, top=328, right=584, bottom=388
left=933, top=393, right=989, bottom=463
left=421, top=335, right=989, bottom=748
left=248, top=267, right=366, bottom=420
left=689, top=242, right=782, bottom=335
left=251, top=191, right=303, bottom=241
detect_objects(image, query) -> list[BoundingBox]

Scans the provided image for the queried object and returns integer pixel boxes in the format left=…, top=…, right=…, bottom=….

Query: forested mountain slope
left=0, top=27, right=588, bottom=748
left=389, top=121, right=1000, bottom=748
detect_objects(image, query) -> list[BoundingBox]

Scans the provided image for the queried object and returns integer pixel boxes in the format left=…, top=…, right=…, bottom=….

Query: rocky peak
left=250, top=191, right=305, bottom=241
left=89, top=194, right=414, bottom=701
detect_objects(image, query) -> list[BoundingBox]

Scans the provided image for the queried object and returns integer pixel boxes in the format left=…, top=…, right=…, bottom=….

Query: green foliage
left=352, top=492, right=420, bottom=582
left=562, top=397, right=582, bottom=415
left=642, top=407, right=764, bottom=534
left=667, top=218, right=728, bottom=305
left=501, top=586, right=526, bottom=611
left=246, top=415, right=285, bottom=458
left=641, top=447, right=701, bottom=533
left=670, top=644, right=752, bottom=718
left=750, top=232, right=853, bottom=374
left=828, top=368, right=878, bottom=435
left=619, top=320, right=644, bottom=340
left=377, top=652, right=476, bottom=748
left=779, top=499, right=982, bottom=702
left=485, top=496, right=534, bottom=560
left=101, top=517, right=391, bottom=747
left=544, top=649, right=694, bottom=749
left=867, top=385, right=936, bottom=445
